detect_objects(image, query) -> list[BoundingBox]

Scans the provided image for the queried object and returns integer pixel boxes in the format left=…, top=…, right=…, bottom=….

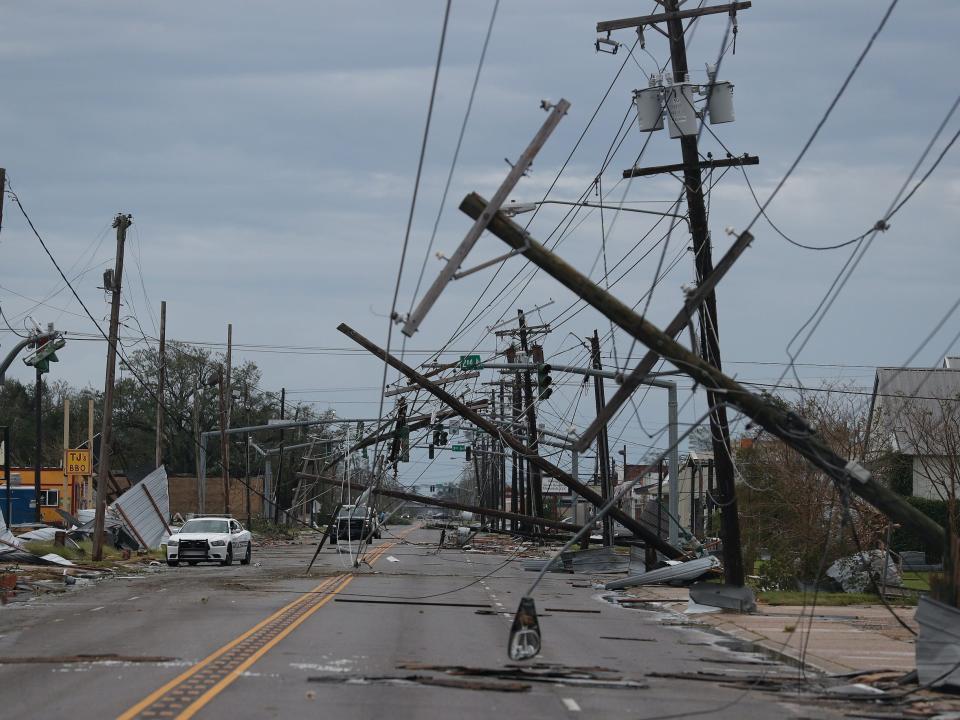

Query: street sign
left=65, top=449, right=91, bottom=475
left=451, top=444, right=466, bottom=452
left=459, top=355, right=482, bottom=370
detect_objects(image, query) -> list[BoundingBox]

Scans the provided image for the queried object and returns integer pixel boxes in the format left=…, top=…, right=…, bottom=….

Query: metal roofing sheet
left=111, top=465, right=171, bottom=549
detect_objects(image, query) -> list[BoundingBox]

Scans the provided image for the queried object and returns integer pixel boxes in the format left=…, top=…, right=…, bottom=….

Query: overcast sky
left=1, top=1, right=958, bottom=488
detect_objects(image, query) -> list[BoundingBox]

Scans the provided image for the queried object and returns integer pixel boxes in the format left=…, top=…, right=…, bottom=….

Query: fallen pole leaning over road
left=460, top=192, right=946, bottom=549
left=336, top=323, right=687, bottom=560
left=296, top=473, right=584, bottom=534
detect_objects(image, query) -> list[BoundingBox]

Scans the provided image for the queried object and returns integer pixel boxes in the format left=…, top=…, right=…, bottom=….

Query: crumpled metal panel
left=111, top=465, right=171, bottom=549
left=0, top=509, right=25, bottom=555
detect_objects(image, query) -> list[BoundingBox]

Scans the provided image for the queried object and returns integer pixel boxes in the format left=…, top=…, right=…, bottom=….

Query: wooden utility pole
left=93, top=213, right=132, bottom=560
left=86, top=399, right=94, bottom=509
left=659, top=0, right=746, bottom=589
left=34, top=366, right=42, bottom=522
left=192, top=381, right=201, bottom=511
left=589, top=331, right=614, bottom=546
left=220, top=323, right=232, bottom=514
left=301, top=473, right=581, bottom=534
left=63, top=398, right=70, bottom=517
left=517, top=310, right=544, bottom=521
left=273, top=387, right=285, bottom=523
left=155, top=300, right=166, bottom=468
left=337, top=322, right=686, bottom=559
left=461, top=192, right=946, bottom=550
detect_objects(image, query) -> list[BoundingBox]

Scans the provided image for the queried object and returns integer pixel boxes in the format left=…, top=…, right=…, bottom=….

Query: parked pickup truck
left=329, top=505, right=381, bottom=544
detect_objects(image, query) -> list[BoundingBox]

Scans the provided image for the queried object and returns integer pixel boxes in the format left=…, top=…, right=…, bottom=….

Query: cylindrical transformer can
left=708, top=81, right=735, bottom=124
left=633, top=86, right=663, bottom=132
left=665, top=84, right=698, bottom=138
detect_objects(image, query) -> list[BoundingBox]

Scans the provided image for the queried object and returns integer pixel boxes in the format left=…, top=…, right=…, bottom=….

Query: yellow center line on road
left=117, top=529, right=414, bottom=720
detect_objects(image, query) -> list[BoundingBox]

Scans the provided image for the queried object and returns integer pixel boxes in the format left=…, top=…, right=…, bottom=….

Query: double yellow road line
left=119, top=531, right=409, bottom=720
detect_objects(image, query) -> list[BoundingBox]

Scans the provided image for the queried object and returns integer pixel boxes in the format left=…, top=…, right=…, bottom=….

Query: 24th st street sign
left=459, top=355, right=481, bottom=370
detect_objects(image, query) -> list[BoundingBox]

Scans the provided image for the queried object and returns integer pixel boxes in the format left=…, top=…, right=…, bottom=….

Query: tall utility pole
left=3, top=425, right=11, bottom=526
left=589, top=331, right=614, bottom=546
left=517, top=310, right=544, bottom=521
left=273, top=387, right=285, bottom=523
left=220, top=323, right=232, bottom=515
left=154, top=300, right=166, bottom=468
left=34, top=366, right=42, bottom=522
left=661, top=0, right=745, bottom=586
left=93, top=213, right=132, bottom=561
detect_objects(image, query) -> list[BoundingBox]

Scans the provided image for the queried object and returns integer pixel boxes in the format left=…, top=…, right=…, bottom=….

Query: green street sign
left=459, top=355, right=481, bottom=370
left=451, top=444, right=466, bottom=452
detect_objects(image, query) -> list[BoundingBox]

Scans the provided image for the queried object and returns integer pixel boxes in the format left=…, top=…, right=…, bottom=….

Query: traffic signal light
left=23, top=336, right=65, bottom=375
left=465, top=446, right=472, bottom=462
left=428, top=443, right=435, bottom=460
left=434, top=424, right=448, bottom=446
left=537, top=363, right=553, bottom=400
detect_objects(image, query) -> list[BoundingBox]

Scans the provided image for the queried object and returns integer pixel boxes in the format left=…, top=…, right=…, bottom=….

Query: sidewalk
left=623, top=586, right=918, bottom=675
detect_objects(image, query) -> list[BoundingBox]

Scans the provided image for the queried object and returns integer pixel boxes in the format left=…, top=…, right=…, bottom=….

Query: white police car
left=166, top=516, right=252, bottom=567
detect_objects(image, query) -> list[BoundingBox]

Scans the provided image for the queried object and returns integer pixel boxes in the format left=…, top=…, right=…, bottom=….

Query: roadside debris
left=826, top=550, right=902, bottom=593
left=396, top=662, right=648, bottom=689
left=604, top=555, right=720, bottom=590
left=308, top=673, right=531, bottom=692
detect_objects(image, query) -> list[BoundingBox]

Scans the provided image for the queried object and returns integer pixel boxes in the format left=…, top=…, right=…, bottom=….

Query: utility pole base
left=689, top=582, right=756, bottom=613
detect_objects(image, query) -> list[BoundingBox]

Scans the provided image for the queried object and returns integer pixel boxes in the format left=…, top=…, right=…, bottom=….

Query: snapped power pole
left=402, top=100, right=570, bottom=337
left=93, top=213, right=132, bottom=561
left=460, top=193, right=946, bottom=551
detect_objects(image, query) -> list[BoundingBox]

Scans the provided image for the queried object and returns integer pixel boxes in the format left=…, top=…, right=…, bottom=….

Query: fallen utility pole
left=573, top=225, right=755, bottom=453
left=385, top=371, right=480, bottom=398
left=459, top=193, right=946, bottom=549
left=337, top=322, right=686, bottom=559
left=93, top=213, right=132, bottom=561
left=296, top=473, right=582, bottom=534
left=277, top=401, right=489, bottom=516
left=402, top=99, right=570, bottom=337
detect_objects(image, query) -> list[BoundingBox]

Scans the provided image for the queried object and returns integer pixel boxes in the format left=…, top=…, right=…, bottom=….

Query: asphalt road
left=0, top=526, right=842, bottom=719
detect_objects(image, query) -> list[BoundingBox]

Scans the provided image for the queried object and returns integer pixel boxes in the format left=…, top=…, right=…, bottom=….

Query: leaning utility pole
left=154, top=300, right=166, bottom=468
left=93, top=213, right=132, bottom=561
left=461, top=192, right=946, bottom=552
left=337, top=322, right=686, bottom=559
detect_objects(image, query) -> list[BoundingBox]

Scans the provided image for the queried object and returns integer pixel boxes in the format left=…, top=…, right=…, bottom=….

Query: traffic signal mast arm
left=337, top=322, right=687, bottom=560
left=0, top=331, right=59, bottom=383
left=459, top=192, right=946, bottom=549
